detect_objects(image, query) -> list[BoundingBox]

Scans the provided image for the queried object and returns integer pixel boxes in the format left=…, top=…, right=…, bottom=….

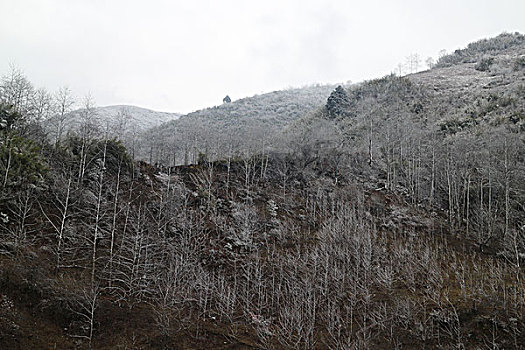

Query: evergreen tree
left=0, top=104, right=47, bottom=190
left=325, top=85, right=351, bottom=119
left=0, top=103, right=24, bottom=133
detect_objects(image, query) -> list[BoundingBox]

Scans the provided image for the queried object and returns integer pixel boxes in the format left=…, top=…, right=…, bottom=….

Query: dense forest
left=0, top=32, right=524, bottom=349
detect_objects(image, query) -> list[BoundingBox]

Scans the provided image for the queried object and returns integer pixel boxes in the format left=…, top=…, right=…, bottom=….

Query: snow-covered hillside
left=68, top=105, right=181, bottom=131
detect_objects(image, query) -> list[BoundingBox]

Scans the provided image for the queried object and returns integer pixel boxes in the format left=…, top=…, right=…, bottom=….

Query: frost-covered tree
left=406, top=53, right=421, bottom=73
left=425, top=57, right=435, bottom=69
left=0, top=65, right=34, bottom=115
left=48, top=86, right=75, bottom=148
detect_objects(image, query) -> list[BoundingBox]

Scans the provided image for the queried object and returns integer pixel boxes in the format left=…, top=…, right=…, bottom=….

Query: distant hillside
left=139, top=84, right=342, bottom=164
left=42, top=104, right=180, bottom=155
left=65, top=105, right=180, bottom=132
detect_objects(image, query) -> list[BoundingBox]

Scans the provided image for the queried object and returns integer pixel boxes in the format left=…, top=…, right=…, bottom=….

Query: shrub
left=475, top=57, right=495, bottom=72
left=514, top=56, right=525, bottom=71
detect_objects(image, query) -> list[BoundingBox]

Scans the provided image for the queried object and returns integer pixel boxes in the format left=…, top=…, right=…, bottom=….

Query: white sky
left=1, top=0, right=524, bottom=113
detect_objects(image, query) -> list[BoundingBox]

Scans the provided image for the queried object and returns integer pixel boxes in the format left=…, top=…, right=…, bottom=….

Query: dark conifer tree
left=325, top=85, right=351, bottom=119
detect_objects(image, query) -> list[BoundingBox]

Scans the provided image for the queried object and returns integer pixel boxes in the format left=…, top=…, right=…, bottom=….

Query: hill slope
left=0, top=33, right=524, bottom=349
left=89, top=105, right=181, bottom=130
left=65, top=104, right=180, bottom=132
left=139, top=83, right=342, bottom=164
left=288, top=31, right=525, bottom=252
left=42, top=104, right=180, bottom=149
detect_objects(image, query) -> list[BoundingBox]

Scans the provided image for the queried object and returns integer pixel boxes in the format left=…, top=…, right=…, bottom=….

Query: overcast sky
left=1, top=0, right=524, bottom=113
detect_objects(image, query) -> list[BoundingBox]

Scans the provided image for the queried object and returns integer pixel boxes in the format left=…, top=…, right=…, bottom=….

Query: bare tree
left=0, top=64, right=34, bottom=115
left=49, top=86, right=75, bottom=148
left=406, top=53, right=421, bottom=74
left=68, top=284, right=99, bottom=349
left=425, top=57, right=435, bottom=69
left=31, top=87, right=54, bottom=122
left=91, top=139, right=108, bottom=288
left=40, top=170, right=75, bottom=272
left=0, top=187, right=37, bottom=257
left=76, top=95, right=100, bottom=185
